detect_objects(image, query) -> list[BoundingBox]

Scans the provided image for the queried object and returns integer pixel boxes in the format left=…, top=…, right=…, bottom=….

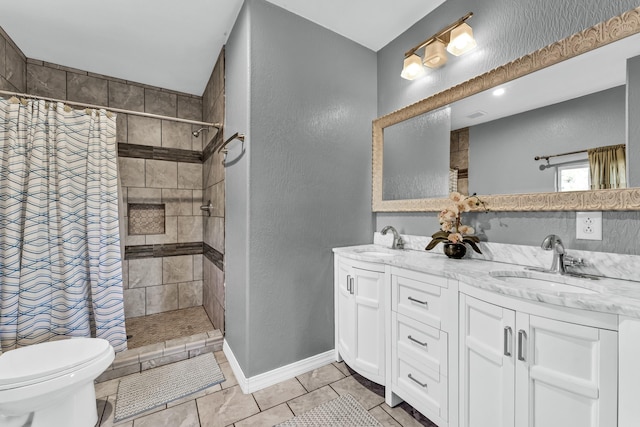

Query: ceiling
left=0, top=0, right=445, bottom=96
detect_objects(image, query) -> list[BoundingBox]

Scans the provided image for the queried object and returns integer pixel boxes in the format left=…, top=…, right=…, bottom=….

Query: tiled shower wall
left=0, top=26, right=27, bottom=92
left=202, top=50, right=226, bottom=333
left=17, top=53, right=206, bottom=319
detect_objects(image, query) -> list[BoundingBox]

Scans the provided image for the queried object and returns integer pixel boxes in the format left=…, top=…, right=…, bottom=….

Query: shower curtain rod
left=534, top=148, right=587, bottom=161
left=0, top=89, right=221, bottom=129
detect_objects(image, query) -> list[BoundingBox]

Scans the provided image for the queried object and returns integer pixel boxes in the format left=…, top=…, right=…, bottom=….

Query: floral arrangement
left=425, top=192, right=485, bottom=254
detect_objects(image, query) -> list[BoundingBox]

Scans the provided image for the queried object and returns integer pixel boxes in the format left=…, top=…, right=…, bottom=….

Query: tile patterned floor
left=125, top=307, right=214, bottom=349
left=95, top=352, right=438, bottom=426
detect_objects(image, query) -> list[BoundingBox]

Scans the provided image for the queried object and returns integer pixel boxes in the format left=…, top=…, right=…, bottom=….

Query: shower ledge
left=96, top=329, right=223, bottom=383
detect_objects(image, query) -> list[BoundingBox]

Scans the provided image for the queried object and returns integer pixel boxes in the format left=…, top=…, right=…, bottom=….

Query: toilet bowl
left=0, top=337, right=115, bottom=427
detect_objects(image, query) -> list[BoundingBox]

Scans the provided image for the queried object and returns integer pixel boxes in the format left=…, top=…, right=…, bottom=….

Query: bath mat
left=276, top=394, right=382, bottom=426
left=114, top=352, right=224, bottom=422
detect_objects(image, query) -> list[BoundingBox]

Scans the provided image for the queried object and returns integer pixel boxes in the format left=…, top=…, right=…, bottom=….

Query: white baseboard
left=223, top=339, right=335, bottom=394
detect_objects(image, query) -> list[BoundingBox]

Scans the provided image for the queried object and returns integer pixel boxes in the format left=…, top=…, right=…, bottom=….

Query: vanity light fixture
left=401, top=12, right=477, bottom=80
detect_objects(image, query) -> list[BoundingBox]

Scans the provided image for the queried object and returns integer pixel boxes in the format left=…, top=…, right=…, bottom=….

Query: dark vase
left=443, top=242, right=467, bottom=259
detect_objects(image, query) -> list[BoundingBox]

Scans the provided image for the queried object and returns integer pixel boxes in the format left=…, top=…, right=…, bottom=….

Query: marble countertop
left=333, top=244, right=640, bottom=319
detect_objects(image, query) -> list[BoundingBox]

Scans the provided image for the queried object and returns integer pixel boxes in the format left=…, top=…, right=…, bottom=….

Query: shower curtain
left=0, top=97, right=127, bottom=354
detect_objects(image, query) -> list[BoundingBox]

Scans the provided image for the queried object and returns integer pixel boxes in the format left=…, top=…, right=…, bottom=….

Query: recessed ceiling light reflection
left=493, top=88, right=506, bottom=97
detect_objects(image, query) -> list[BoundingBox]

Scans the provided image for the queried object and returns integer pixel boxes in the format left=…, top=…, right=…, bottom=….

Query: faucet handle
left=563, top=255, right=584, bottom=267
left=396, top=236, right=405, bottom=250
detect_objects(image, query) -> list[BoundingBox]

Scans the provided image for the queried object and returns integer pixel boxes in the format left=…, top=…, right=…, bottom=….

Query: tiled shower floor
left=126, top=306, right=215, bottom=349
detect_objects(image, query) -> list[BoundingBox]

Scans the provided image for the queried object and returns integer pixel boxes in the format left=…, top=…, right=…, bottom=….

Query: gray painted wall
left=225, top=0, right=376, bottom=377
left=469, top=86, right=625, bottom=195
left=384, top=107, right=451, bottom=200
left=375, top=0, right=640, bottom=255
left=629, top=55, right=640, bottom=188
left=225, top=3, right=251, bottom=372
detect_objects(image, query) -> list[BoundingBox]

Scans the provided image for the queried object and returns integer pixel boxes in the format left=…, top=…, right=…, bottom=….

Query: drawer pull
left=407, top=296, right=429, bottom=307
left=408, top=373, right=428, bottom=388
left=346, top=275, right=351, bottom=293
left=408, top=335, right=428, bottom=348
left=518, top=329, right=527, bottom=362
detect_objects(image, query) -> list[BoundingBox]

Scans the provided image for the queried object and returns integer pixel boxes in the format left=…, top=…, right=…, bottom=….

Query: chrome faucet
left=541, top=234, right=566, bottom=273
left=381, top=226, right=405, bottom=250
left=540, top=234, right=584, bottom=274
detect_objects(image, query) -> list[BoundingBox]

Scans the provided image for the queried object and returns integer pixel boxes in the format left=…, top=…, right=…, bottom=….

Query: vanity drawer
left=393, top=354, right=448, bottom=421
left=394, top=312, right=448, bottom=375
left=393, top=275, right=442, bottom=328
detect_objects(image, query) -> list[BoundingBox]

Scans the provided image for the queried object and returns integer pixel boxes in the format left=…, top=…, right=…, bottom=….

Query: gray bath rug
left=114, top=352, right=224, bottom=422
left=276, top=394, right=382, bottom=426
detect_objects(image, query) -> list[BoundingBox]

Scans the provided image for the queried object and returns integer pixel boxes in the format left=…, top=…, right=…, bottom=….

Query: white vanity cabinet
left=334, top=255, right=387, bottom=384
left=389, top=267, right=458, bottom=427
left=459, top=284, right=618, bottom=427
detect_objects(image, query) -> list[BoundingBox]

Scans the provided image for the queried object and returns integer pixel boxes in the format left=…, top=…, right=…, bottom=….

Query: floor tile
left=370, top=405, right=402, bottom=426
left=97, top=395, right=134, bottom=427
left=381, top=402, right=438, bottom=427
left=196, top=385, right=260, bottom=427
left=296, top=363, right=345, bottom=392
left=218, top=362, right=238, bottom=389
left=213, top=350, right=227, bottom=364
left=332, top=361, right=354, bottom=377
left=234, top=403, right=294, bottom=426
left=132, top=401, right=199, bottom=427
left=329, top=376, right=385, bottom=410
left=252, top=377, right=306, bottom=411
left=286, top=385, right=339, bottom=416
left=95, top=377, right=121, bottom=399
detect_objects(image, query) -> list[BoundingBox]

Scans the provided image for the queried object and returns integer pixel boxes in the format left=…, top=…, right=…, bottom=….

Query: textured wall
left=629, top=55, right=640, bottom=188
left=375, top=0, right=640, bottom=255
left=225, top=2, right=251, bottom=372
left=469, top=86, right=625, bottom=194
left=202, top=50, right=226, bottom=332
left=225, top=0, right=377, bottom=377
left=0, top=26, right=26, bottom=92
left=22, top=57, right=205, bottom=318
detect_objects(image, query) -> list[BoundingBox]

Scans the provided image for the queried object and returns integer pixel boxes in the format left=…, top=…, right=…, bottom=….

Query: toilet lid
left=0, top=338, right=112, bottom=387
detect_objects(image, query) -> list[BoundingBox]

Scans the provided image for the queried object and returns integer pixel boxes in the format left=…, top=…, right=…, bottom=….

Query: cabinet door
left=336, top=260, right=355, bottom=365
left=353, top=267, right=385, bottom=382
left=460, top=294, right=516, bottom=427
left=515, top=314, right=618, bottom=427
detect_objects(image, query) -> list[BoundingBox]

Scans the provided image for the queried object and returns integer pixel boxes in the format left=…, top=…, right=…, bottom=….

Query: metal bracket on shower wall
left=216, top=132, right=245, bottom=154
left=200, top=200, right=213, bottom=216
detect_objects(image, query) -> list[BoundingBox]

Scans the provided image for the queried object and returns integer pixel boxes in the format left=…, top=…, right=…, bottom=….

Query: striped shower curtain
left=0, top=97, right=127, bottom=353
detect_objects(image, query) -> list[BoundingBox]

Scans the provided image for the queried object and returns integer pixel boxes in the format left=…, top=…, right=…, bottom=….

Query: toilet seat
left=0, top=338, right=112, bottom=390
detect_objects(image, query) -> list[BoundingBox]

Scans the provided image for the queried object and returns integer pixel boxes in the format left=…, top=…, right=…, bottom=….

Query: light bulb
left=401, top=54, right=426, bottom=80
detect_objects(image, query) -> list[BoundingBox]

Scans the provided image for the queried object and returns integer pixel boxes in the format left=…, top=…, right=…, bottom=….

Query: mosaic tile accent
left=128, top=203, right=166, bottom=235
left=124, top=242, right=204, bottom=260
left=118, top=143, right=202, bottom=164
left=204, top=242, right=224, bottom=271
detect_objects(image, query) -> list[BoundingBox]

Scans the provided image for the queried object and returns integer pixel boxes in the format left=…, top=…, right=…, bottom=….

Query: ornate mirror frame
left=373, top=7, right=640, bottom=212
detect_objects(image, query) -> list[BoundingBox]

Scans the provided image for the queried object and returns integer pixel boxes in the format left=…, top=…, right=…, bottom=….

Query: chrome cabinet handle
left=346, top=275, right=351, bottom=293
left=503, top=326, right=512, bottom=357
left=349, top=277, right=354, bottom=295
left=408, top=373, right=428, bottom=388
left=517, top=329, right=527, bottom=361
left=408, top=296, right=428, bottom=307
left=408, top=335, right=428, bottom=348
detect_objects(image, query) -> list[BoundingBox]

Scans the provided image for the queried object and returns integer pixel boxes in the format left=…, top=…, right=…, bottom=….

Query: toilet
left=0, top=337, right=115, bottom=427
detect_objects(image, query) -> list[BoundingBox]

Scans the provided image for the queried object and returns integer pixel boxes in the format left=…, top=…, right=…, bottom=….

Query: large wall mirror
left=373, top=8, right=640, bottom=212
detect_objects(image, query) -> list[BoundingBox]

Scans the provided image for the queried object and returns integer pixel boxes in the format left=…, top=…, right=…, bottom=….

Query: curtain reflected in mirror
left=589, top=144, right=627, bottom=189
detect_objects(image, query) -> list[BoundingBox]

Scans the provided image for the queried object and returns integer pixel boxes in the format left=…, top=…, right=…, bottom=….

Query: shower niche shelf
left=128, top=203, right=166, bottom=235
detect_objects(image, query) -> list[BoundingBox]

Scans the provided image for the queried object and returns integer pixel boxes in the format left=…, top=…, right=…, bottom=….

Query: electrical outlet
left=576, top=211, right=602, bottom=240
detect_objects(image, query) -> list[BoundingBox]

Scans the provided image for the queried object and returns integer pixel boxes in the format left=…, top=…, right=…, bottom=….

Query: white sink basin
left=490, top=271, right=600, bottom=295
